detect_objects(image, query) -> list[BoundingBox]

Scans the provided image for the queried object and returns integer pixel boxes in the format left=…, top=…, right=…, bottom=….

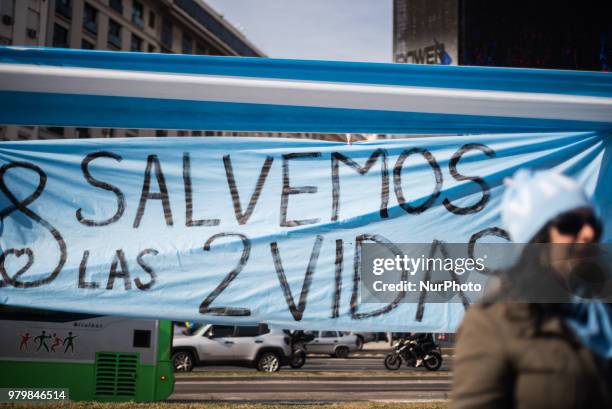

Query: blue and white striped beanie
left=501, top=169, right=592, bottom=243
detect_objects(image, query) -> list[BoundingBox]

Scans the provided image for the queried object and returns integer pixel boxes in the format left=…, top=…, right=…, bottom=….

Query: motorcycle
left=384, top=337, right=443, bottom=371
left=288, top=330, right=315, bottom=369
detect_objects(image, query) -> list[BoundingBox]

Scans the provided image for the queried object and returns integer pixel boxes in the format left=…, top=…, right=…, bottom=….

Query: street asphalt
left=170, top=351, right=454, bottom=403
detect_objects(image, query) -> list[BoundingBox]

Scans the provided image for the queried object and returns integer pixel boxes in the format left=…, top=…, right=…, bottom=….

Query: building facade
left=0, top=0, right=266, bottom=140
left=393, top=0, right=458, bottom=65
left=393, top=0, right=611, bottom=70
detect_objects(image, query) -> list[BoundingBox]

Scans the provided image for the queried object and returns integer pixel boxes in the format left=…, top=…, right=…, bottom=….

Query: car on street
left=172, top=323, right=292, bottom=372
left=305, top=330, right=359, bottom=358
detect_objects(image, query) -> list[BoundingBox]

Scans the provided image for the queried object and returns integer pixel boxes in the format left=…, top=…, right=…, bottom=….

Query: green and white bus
left=0, top=306, right=175, bottom=402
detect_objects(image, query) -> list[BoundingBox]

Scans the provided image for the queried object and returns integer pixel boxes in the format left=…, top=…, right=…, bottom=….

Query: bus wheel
left=257, top=352, right=280, bottom=372
left=172, top=351, right=194, bottom=372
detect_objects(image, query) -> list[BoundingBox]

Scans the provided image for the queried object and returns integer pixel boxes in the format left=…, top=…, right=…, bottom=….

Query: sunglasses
left=552, top=210, right=602, bottom=239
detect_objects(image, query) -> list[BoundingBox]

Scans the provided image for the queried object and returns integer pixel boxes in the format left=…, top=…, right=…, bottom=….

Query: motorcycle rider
left=407, top=332, right=435, bottom=367
left=286, top=329, right=315, bottom=368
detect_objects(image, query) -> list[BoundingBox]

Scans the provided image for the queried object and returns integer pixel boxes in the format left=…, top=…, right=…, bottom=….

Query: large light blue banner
left=1, top=133, right=609, bottom=331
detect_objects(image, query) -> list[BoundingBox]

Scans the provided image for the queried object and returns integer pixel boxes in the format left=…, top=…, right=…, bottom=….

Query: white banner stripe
left=1, top=63, right=611, bottom=122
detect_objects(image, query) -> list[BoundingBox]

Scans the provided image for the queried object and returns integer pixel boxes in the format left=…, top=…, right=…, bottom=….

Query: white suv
left=172, top=323, right=292, bottom=372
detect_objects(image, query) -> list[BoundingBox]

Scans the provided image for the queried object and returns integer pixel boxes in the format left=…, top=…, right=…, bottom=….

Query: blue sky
left=205, top=0, right=393, bottom=62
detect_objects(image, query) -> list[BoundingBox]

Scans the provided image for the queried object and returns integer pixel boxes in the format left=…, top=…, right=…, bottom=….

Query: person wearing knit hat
left=452, top=169, right=612, bottom=409
left=501, top=169, right=595, bottom=243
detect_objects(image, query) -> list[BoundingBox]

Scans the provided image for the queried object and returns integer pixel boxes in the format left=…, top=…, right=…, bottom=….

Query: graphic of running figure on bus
left=34, top=331, right=52, bottom=352
left=50, top=333, right=63, bottom=352
left=18, top=333, right=31, bottom=351
left=63, top=332, right=78, bottom=353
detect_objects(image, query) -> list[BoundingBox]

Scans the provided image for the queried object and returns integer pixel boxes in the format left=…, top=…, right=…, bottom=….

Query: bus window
left=133, top=329, right=151, bottom=348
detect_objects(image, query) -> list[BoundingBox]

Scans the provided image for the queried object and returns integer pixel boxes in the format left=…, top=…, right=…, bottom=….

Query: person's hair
left=489, top=208, right=600, bottom=335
